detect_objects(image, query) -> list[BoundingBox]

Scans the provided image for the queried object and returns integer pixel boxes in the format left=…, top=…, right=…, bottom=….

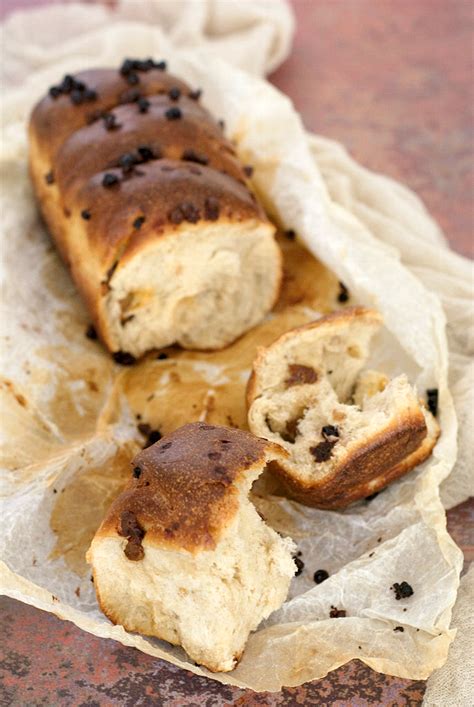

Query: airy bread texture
left=247, top=307, right=440, bottom=509
left=29, top=64, right=281, bottom=357
left=87, top=423, right=296, bottom=672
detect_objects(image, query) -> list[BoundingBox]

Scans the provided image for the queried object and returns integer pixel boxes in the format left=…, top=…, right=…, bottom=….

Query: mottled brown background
left=1, top=0, right=472, bottom=705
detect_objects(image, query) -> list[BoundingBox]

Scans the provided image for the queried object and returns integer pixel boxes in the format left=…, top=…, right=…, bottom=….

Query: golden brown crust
left=267, top=408, right=429, bottom=509
left=97, top=422, right=286, bottom=553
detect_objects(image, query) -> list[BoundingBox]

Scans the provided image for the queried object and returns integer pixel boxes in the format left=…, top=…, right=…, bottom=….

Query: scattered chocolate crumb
left=81, top=209, right=91, bottom=220
left=45, top=171, right=54, bottom=185
left=296, top=551, right=302, bottom=557
left=394, top=626, right=405, bottom=632
left=168, top=87, right=181, bottom=101
left=314, top=569, right=329, bottom=584
left=337, top=281, right=350, bottom=303
left=294, top=556, right=304, bottom=576
left=243, top=165, right=254, bottom=177
left=310, top=440, right=336, bottom=463
left=137, top=145, right=155, bottom=162
left=102, top=173, right=120, bottom=188
left=144, top=429, right=162, bottom=448
left=358, top=646, right=362, bottom=650
left=366, top=492, right=379, bottom=501
left=377, top=537, right=382, bottom=543
left=75, top=587, right=81, bottom=598
left=133, top=216, right=145, bottom=229
left=284, top=229, right=296, bottom=240
left=426, top=388, right=438, bottom=417
left=218, top=119, right=225, bottom=130
left=118, top=510, right=145, bottom=561
left=188, top=88, right=202, bottom=101
left=157, top=352, right=168, bottom=360
left=391, top=582, right=414, bottom=600
left=138, top=97, right=150, bottom=113
left=165, top=107, right=182, bottom=120
left=329, top=606, right=346, bottom=618
left=181, top=149, right=209, bottom=165
left=369, top=552, right=375, bottom=558
left=285, top=364, right=318, bottom=386
left=204, top=196, right=220, bottom=221
left=403, top=608, right=407, bottom=612
left=85, top=324, right=97, bottom=340
left=113, top=351, right=136, bottom=366
left=133, top=466, right=142, bottom=479
left=53, top=489, right=57, bottom=494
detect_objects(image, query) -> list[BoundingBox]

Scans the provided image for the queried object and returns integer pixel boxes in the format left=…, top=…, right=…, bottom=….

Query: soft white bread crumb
left=247, top=307, right=439, bottom=508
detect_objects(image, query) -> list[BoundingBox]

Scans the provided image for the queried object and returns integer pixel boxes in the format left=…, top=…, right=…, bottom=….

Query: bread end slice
left=87, top=423, right=295, bottom=672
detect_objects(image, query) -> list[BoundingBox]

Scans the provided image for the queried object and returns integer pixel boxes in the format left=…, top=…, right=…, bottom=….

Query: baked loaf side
left=87, top=423, right=296, bottom=672
left=247, top=307, right=440, bottom=509
left=29, top=62, right=281, bottom=357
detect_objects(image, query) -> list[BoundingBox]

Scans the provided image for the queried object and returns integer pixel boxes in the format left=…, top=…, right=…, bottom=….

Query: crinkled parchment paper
left=0, top=1, right=466, bottom=692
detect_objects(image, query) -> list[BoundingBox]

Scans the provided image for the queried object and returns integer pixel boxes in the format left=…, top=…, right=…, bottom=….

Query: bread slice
left=87, top=423, right=296, bottom=672
left=247, top=307, right=440, bottom=509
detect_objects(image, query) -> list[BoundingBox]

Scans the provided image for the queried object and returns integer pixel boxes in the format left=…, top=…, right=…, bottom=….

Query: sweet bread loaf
left=247, top=307, right=439, bottom=508
left=29, top=60, right=281, bottom=358
left=87, top=422, right=296, bottom=672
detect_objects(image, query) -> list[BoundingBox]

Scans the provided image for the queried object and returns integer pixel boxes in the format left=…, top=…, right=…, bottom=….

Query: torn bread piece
left=247, top=307, right=439, bottom=509
left=87, top=423, right=296, bottom=672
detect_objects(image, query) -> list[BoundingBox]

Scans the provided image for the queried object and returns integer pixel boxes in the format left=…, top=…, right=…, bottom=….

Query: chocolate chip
left=143, top=429, right=162, bottom=448
left=102, top=113, right=121, bottom=131
left=102, top=173, right=120, bottom=188
left=154, top=60, right=167, bottom=71
left=294, top=556, right=304, bottom=576
left=337, top=281, right=349, bottom=303
left=284, top=229, right=296, bottom=241
left=137, top=146, right=155, bottom=162
left=85, top=324, right=97, bottom=340
left=391, top=582, right=414, bottom=600
left=119, top=153, right=137, bottom=173
left=127, top=72, right=139, bottom=85
left=310, top=440, right=335, bottom=462
left=120, top=59, right=134, bottom=75
left=181, top=149, right=209, bottom=165
left=71, top=89, right=85, bottom=105
left=165, top=107, right=182, bottom=120
left=168, top=87, right=181, bottom=101
left=133, top=466, right=142, bottom=479
left=138, top=97, right=150, bottom=113
left=285, top=364, right=318, bottom=386
left=49, top=86, right=62, bottom=99
left=60, top=75, right=74, bottom=93
left=118, top=510, right=145, bottom=561
left=156, top=352, right=168, bottom=360
left=81, top=209, right=91, bottom=220
left=188, top=88, right=202, bottom=100
left=322, top=425, right=339, bottom=440
left=45, top=171, right=54, bottom=185
left=133, top=216, right=145, bottom=229
left=393, top=626, right=404, bottom=632
left=314, top=569, right=329, bottom=584
left=243, top=165, right=254, bottom=177
left=426, top=388, right=438, bottom=417
left=180, top=201, right=200, bottom=223
left=83, top=89, right=97, bottom=102
left=329, top=606, right=346, bottom=618
left=113, top=351, right=136, bottom=365
left=204, top=196, right=220, bottom=221
left=119, top=88, right=141, bottom=104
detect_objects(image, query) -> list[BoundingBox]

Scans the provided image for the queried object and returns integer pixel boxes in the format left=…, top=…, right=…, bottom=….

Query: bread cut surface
left=247, top=307, right=440, bottom=509
left=29, top=63, right=281, bottom=357
left=87, top=422, right=296, bottom=672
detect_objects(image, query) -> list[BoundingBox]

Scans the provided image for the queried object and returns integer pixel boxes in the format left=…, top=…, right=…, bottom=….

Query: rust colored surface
left=1, top=0, right=472, bottom=704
